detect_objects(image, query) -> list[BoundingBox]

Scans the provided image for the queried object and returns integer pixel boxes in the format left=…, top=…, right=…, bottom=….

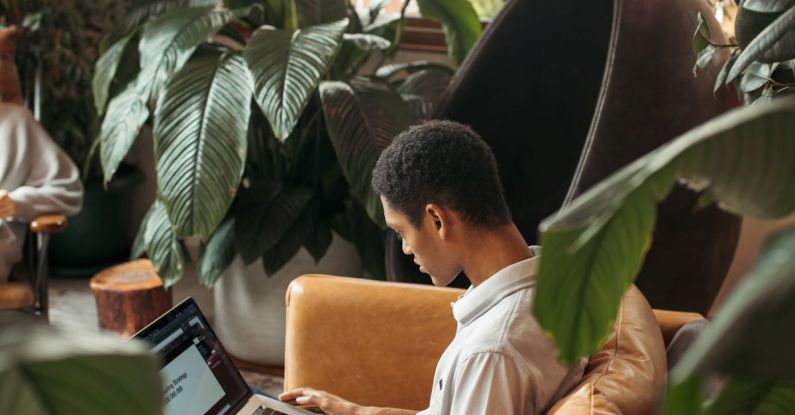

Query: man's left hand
left=0, top=190, right=16, bottom=218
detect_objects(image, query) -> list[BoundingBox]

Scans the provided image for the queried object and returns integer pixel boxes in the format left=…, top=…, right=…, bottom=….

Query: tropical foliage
left=0, top=323, right=162, bottom=415
left=534, top=0, right=795, bottom=411
left=95, top=0, right=481, bottom=286
left=0, top=0, right=127, bottom=181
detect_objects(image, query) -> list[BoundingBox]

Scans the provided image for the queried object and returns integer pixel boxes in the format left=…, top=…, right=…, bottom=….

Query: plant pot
left=48, top=164, right=144, bottom=277
left=213, top=232, right=362, bottom=366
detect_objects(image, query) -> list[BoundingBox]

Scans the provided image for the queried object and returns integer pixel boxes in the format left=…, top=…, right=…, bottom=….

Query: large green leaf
left=93, top=32, right=136, bottom=115
left=198, top=217, right=236, bottom=287
left=374, top=60, right=455, bottom=79
left=535, top=98, right=795, bottom=365
left=295, top=0, right=348, bottom=27
left=139, top=200, right=188, bottom=287
left=743, top=0, right=795, bottom=14
left=660, top=377, right=708, bottom=415
left=671, top=226, right=795, bottom=380
left=234, top=180, right=313, bottom=264
left=710, top=377, right=795, bottom=414
left=138, top=6, right=235, bottom=105
left=103, top=0, right=220, bottom=48
left=397, top=68, right=452, bottom=121
left=319, top=77, right=413, bottom=228
left=261, top=199, right=331, bottom=275
left=98, top=85, right=150, bottom=183
left=244, top=18, right=348, bottom=140
left=729, top=6, right=795, bottom=82
left=154, top=50, right=252, bottom=239
left=415, top=0, right=481, bottom=64
left=0, top=325, right=162, bottom=415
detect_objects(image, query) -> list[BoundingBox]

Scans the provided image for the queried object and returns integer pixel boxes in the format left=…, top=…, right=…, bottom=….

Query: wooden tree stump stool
left=90, top=259, right=172, bottom=336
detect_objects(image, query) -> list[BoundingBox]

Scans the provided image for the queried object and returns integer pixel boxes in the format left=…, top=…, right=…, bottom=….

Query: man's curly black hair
left=371, top=120, right=511, bottom=229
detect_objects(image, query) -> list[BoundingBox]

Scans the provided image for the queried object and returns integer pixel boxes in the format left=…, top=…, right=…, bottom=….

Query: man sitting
left=0, top=102, right=83, bottom=280
left=280, top=120, right=585, bottom=414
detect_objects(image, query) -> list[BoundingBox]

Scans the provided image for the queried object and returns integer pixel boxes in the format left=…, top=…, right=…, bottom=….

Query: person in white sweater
left=0, top=102, right=83, bottom=281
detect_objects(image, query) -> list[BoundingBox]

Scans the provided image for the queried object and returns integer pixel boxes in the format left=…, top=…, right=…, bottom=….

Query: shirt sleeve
left=448, top=350, right=534, bottom=414
left=5, top=106, right=83, bottom=221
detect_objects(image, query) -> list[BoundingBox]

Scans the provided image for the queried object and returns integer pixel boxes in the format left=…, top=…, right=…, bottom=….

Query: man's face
left=381, top=196, right=461, bottom=287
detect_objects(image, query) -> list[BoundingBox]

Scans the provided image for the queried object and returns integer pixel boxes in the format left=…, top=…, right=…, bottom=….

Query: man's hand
left=0, top=190, right=16, bottom=218
left=279, top=388, right=416, bottom=415
left=280, top=388, right=362, bottom=415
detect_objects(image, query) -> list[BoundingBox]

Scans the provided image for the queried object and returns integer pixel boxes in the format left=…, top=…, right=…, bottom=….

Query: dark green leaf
left=141, top=200, right=188, bottom=287
left=374, top=60, right=455, bottom=79
left=694, top=45, right=719, bottom=75
left=245, top=19, right=348, bottom=140
left=343, top=33, right=392, bottom=51
left=138, top=6, right=235, bottom=105
left=672, top=226, right=795, bottom=380
left=365, top=15, right=404, bottom=59
left=131, top=213, right=148, bottom=260
left=729, top=6, right=795, bottom=82
left=660, top=377, right=708, bottom=415
left=743, top=0, right=795, bottom=13
left=319, top=77, right=413, bottom=227
left=0, top=326, right=163, bottom=415
left=234, top=181, right=313, bottom=264
left=93, top=32, right=135, bottom=115
left=710, top=377, right=795, bottom=415
left=715, top=50, right=738, bottom=93
left=415, top=0, right=482, bottom=63
left=535, top=99, right=795, bottom=364
left=264, top=0, right=298, bottom=30
left=154, top=50, right=252, bottom=238
left=103, top=0, right=220, bottom=48
left=740, top=62, right=773, bottom=92
left=397, top=68, right=452, bottom=120
left=99, top=85, right=150, bottom=183
left=693, top=12, right=712, bottom=55
left=260, top=200, right=330, bottom=274
left=198, top=217, right=236, bottom=287
left=295, top=0, right=348, bottom=27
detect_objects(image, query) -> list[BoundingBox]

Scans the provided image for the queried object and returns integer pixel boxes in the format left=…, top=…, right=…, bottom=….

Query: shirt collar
left=452, top=246, right=540, bottom=327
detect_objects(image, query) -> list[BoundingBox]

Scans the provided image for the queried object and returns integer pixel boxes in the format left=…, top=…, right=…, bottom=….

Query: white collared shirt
left=418, top=247, right=585, bottom=414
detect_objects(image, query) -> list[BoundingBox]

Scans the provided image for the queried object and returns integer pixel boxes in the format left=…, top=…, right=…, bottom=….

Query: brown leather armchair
left=0, top=213, right=67, bottom=319
left=285, top=275, right=704, bottom=414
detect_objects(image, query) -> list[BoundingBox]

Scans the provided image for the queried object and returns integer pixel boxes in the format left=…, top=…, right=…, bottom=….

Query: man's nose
left=401, top=238, right=412, bottom=255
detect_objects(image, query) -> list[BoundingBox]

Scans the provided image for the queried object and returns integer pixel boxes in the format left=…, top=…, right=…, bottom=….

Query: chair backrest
left=387, top=0, right=741, bottom=315
left=285, top=275, right=462, bottom=410
left=285, top=275, right=668, bottom=413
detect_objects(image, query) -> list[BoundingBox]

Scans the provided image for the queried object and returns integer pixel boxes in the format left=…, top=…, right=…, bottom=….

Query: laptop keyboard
left=253, top=406, right=288, bottom=415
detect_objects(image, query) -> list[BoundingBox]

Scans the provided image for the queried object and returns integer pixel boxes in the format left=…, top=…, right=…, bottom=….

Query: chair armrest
left=0, top=281, right=35, bottom=310
left=29, top=214, right=67, bottom=234
left=653, top=309, right=705, bottom=346
left=284, top=275, right=463, bottom=410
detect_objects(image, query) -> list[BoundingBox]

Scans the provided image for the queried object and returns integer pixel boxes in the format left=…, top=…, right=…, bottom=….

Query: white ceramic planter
left=213, top=233, right=362, bottom=365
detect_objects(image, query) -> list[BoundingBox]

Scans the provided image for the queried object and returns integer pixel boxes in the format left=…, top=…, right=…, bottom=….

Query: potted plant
left=532, top=0, right=795, bottom=411
left=0, top=0, right=145, bottom=276
left=95, top=0, right=482, bottom=364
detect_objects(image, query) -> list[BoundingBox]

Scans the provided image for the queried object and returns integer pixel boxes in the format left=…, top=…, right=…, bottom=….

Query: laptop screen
left=134, top=298, right=251, bottom=415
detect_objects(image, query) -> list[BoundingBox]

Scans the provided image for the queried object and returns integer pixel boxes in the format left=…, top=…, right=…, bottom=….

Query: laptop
left=134, top=297, right=316, bottom=415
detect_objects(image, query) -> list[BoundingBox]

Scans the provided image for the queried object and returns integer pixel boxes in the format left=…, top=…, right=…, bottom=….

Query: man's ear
left=425, top=203, right=449, bottom=238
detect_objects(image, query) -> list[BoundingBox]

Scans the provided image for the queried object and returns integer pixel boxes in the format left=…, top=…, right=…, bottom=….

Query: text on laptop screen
left=137, top=300, right=250, bottom=415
